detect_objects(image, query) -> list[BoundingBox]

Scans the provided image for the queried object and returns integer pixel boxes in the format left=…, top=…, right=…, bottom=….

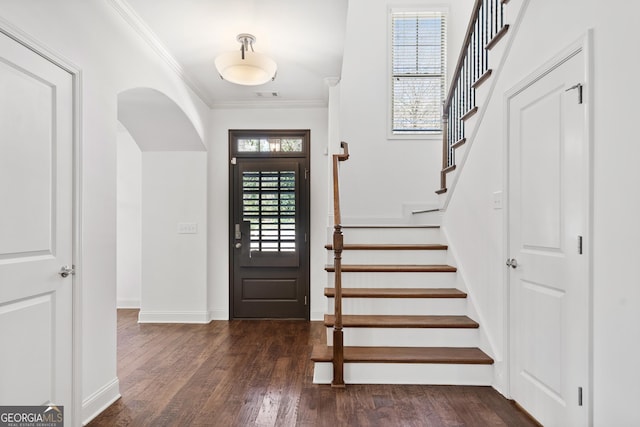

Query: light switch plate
left=493, top=191, right=503, bottom=210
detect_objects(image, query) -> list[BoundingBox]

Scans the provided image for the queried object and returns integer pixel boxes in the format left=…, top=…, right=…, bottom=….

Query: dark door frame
left=228, top=129, right=311, bottom=319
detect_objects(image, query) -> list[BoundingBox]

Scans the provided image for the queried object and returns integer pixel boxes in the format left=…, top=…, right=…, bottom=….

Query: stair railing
left=331, top=141, right=349, bottom=388
left=439, top=0, right=509, bottom=193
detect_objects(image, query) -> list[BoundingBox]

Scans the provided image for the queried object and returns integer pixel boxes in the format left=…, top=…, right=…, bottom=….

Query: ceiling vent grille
left=255, top=91, right=280, bottom=97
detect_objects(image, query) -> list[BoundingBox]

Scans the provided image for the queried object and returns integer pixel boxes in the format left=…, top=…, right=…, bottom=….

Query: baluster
left=480, top=1, right=486, bottom=73
left=496, top=0, right=500, bottom=37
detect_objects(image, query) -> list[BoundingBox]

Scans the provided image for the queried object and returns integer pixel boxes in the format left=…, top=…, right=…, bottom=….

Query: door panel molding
left=504, top=32, right=593, bottom=426
left=0, top=19, right=83, bottom=426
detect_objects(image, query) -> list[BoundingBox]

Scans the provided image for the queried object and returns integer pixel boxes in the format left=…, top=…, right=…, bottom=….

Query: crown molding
left=107, top=0, right=214, bottom=108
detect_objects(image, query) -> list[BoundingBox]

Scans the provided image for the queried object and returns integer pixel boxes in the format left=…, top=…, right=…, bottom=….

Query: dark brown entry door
left=230, top=130, right=310, bottom=319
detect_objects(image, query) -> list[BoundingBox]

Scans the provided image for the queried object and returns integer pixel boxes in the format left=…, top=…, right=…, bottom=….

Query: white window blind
left=392, top=11, right=446, bottom=135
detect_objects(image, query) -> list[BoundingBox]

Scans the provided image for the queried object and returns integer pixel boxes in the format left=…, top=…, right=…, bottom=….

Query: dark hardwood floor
left=88, top=309, right=538, bottom=427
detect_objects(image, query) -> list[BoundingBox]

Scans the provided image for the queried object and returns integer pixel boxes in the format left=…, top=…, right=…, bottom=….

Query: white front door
left=0, top=30, right=74, bottom=412
left=508, top=49, right=588, bottom=426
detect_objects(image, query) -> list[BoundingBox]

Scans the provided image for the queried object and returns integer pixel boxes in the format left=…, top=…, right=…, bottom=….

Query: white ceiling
left=119, top=0, right=349, bottom=108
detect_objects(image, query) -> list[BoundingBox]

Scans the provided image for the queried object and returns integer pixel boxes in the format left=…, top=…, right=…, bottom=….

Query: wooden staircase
left=311, top=225, right=494, bottom=385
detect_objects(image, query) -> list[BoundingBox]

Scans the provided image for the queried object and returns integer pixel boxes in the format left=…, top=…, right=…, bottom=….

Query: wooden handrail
left=331, top=141, right=349, bottom=388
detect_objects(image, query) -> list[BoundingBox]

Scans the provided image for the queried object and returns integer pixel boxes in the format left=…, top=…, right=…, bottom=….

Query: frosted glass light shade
left=215, top=51, right=277, bottom=86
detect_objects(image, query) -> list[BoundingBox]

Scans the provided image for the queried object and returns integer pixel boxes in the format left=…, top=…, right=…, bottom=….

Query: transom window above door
left=237, top=137, right=303, bottom=153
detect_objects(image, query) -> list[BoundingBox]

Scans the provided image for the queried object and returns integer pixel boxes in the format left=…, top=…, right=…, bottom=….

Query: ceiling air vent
left=255, top=91, right=279, bottom=97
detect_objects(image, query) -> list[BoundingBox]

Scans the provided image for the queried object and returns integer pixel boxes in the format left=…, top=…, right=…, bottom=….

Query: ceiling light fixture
left=215, top=33, right=277, bottom=86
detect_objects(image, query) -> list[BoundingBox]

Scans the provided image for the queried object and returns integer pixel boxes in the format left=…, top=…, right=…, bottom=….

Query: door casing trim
left=228, top=129, right=311, bottom=320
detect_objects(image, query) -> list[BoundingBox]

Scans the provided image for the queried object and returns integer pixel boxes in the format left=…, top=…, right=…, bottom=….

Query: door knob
left=505, top=258, right=518, bottom=269
left=59, top=265, right=75, bottom=278
left=235, top=242, right=242, bottom=249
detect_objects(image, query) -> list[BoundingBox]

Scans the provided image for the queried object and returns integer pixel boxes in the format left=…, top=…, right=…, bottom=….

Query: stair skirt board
left=312, top=362, right=493, bottom=385
left=324, top=327, right=479, bottom=347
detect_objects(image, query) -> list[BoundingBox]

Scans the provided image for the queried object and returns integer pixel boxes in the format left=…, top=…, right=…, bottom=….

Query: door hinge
left=578, top=235, right=583, bottom=254
left=231, top=157, right=237, bottom=165
left=578, top=387, right=583, bottom=406
left=565, top=83, right=583, bottom=104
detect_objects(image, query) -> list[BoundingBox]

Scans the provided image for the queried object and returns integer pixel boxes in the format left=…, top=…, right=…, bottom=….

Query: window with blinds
left=242, top=170, right=296, bottom=252
left=391, top=11, right=446, bottom=135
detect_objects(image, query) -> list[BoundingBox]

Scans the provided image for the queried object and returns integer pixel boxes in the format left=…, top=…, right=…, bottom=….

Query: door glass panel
left=242, top=170, right=296, bottom=252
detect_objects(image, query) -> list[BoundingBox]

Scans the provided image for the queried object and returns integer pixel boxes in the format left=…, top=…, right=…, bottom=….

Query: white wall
left=208, top=107, right=329, bottom=321
left=338, top=0, right=475, bottom=222
left=116, top=126, right=142, bottom=308
left=443, top=1, right=640, bottom=424
left=0, top=1, right=210, bottom=423
left=140, top=152, right=208, bottom=323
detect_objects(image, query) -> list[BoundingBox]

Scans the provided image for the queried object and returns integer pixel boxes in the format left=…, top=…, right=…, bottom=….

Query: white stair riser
left=313, top=362, right=492, bottom=385
left=327, top=271, right=457, bottom=288
left=328, top=250, right=448, bottom=265
left=325, top=298, right=467, bottom=316
left=325, top=327, right=478, bottom=348
left=341, top=228, right=442, bottom=244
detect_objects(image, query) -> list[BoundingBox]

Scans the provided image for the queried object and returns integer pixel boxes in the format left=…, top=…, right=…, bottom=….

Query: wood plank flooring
left=87, top=309, right=539, bottom=427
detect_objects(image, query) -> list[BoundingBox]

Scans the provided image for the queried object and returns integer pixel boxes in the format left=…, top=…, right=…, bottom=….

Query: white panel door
left=508, top=51, right=588, bottom=426
left=0, top=31, right=74, bottom=410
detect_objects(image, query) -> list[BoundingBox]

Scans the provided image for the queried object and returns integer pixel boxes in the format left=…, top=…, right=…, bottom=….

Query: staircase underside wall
left=441, top=0, right=640, bottom=425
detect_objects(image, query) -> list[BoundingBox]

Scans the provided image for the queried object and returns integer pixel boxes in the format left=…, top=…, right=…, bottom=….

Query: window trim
left=387, top=6, right=448, bottom=141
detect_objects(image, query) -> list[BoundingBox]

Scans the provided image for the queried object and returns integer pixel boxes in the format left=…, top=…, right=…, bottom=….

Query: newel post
left=331, top=224, right=345, bottom=388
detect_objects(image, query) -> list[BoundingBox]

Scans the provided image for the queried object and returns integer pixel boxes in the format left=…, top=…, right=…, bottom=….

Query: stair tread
left=310, top=345, right=493, bottom=364
left=325, top=264, right=456, bottom=272
left=324, top=287, right=467, bottom=298
left=325, top=244, right=448, bottom=251
left=324, top=314, right=478, bottom=328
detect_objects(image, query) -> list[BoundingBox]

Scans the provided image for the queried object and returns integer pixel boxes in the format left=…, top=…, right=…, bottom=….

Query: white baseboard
left=208, top=309, right=228, bottom=320
left=116, top=299, right=140, bottom=309
left=138, top=310, right=210, bottom=324
left=82, top=377, right=120, bottom=426
left=311, top=311, right=325, bottom=321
